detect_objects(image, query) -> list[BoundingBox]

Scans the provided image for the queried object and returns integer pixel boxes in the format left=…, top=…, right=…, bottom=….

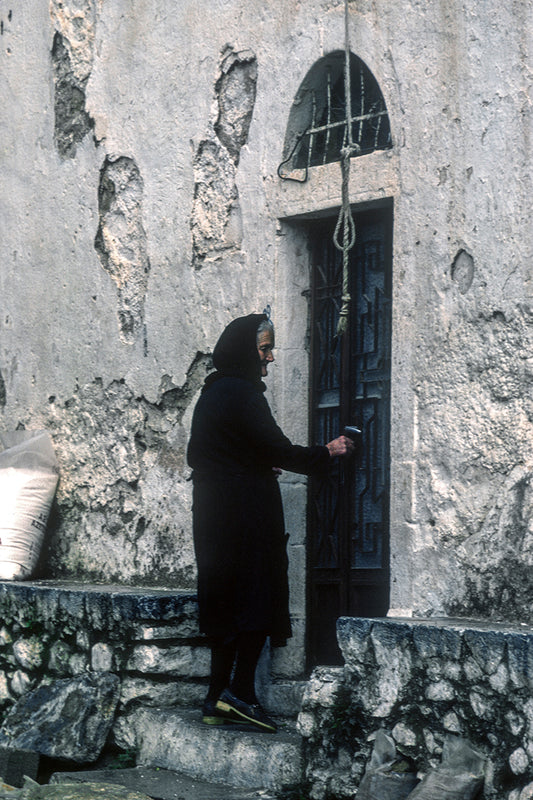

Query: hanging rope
left=333, top=0, right=357, bottom=337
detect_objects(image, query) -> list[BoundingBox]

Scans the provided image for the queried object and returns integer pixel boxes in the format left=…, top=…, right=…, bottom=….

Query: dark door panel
left=308, top=205, right=392, bottom=667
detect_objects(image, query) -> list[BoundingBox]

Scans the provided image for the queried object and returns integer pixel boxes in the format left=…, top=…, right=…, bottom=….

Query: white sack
left=0, top=430, right=59, bottom=580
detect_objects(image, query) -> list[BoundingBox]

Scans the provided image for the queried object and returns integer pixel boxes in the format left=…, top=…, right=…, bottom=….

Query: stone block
left=336, top=616, right=373, bottom=666
left=132, top=707, right=304, bottom=791
left=126, top=643, right=210, bottom=677
left=370, top=618, right=413, bottom=651
left=12, top=638, right=44, bottom=671
left=47, top=641, right=73, bottom=674
left=300, top=666, right=344, bottom=710
left=270, top=616, right=306, bottom=679
left=260, top=680, right=306, bottom=717
left=287, top=544, right=305, bottom=615
left=10, top=671, right=33, bottom=697
left=0, top=583, right=199, bottom=637
left=0, top=673, right=120, bottom=763
left=118, top=677, right=204, bottom=710
left=91, top=642, right=114, bottom=672
left=508, top=634, right=533, bottom=689
left=463, top=628, right=506, bottom=675
left=20, top=774, right=154, bottom=799
left=425, top=679, right=455, bottom=702
left=68, top=653, right=89, bottom=675
left=131, top=621, right=201, bottom=640
left=279, top=482, right=308, bottom=546
left=411, top=622, right=462, bottom=661
left=0, top=629, right=12, bottom=646
left=0, top=674, right=11, bottom=702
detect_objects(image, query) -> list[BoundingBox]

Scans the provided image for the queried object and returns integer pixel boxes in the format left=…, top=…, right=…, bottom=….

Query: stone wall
left=1, top=0, right=532, bottom=666
left=299, top=617, right=533, bottom=799
left=2, top=583, right=533, bottom=799
left=0, top=581, right=208, bottom=744
left=0, top=580, right=301, bottom=745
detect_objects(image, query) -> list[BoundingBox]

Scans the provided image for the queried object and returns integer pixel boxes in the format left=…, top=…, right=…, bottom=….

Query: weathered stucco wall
left=1, top=0, right=532, bottom=643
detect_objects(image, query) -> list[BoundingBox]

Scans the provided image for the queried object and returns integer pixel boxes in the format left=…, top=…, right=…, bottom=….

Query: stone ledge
left=379, top=616, right=533, bottom=635
left=338, top=615, right=533, bottom=690
left=0, top=580, right=199, bottom=633
left=0, top=580, right=207, bottom=724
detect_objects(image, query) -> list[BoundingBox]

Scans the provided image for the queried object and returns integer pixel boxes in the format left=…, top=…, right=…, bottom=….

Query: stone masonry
left=0, top=581, right=208, bottom=742
left=299, top=617, right=533, bottom=799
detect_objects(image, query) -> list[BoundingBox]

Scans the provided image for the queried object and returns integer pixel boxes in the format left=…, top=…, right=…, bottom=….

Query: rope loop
left=333, top=0, right=358, bottom=338
left=333, top=144, right=356, bottom=337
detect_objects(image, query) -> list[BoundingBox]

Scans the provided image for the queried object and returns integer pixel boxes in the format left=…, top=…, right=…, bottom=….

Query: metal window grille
left=279, top=53, right=391, bottom=180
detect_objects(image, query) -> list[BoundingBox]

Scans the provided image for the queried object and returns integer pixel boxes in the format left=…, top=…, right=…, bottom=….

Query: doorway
left=307, top=204, right=392, bottom=666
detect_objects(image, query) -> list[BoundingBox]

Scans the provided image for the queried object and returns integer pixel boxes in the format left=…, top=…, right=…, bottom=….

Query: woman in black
left=187, top=312, right=353, bottom=732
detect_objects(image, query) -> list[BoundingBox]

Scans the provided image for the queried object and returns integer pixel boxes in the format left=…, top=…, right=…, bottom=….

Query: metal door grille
left=308, top=207, right=392, bottom=666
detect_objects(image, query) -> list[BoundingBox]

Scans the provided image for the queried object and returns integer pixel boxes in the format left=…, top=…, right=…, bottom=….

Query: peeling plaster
left=51, top=31, right=94, bottom=158
left=190, top=46, right=257, bottom=268
left=36, top=353, right=213, bottom=585
left=214, top=47, right=258, bottom=165
left=50, top=0, right=99, bottom=158
left=451, top=249, right=474, bottom=295
left=94, top=156, right=151, bottom=344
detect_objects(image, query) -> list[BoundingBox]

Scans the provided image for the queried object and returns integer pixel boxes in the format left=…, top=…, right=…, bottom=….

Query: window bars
left=278, top=55, right=392, bottom=183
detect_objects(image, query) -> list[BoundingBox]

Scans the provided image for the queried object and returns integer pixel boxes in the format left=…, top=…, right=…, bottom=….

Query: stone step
left=51, top=766, right=279, bottom=800
left=117, top=707, right=304, bottom=792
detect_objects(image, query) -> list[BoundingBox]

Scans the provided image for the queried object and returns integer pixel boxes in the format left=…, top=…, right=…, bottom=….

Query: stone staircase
left=0, top=582, right=308, bottom=796
left=115, top=705, right=305, bottom=795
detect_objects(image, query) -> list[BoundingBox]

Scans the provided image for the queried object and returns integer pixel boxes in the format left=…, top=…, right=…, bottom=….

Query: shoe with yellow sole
left=215, top=688, right=277, bottom=733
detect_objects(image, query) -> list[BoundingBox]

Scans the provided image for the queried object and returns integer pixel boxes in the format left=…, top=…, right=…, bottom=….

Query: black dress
left=187, top=314, right=329, bottom=646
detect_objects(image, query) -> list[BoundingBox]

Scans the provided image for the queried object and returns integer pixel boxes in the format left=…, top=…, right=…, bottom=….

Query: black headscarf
left=205, top=313, right=268, bottom=389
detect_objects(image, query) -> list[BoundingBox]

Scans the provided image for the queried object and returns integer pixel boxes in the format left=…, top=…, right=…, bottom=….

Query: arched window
left=279, top=51, right=391, bottom=179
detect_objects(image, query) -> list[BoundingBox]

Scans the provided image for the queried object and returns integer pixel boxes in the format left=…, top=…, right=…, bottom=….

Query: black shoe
left=202, top=698, right=228, bottom=726
left=215, top=688, right=277, bottom=733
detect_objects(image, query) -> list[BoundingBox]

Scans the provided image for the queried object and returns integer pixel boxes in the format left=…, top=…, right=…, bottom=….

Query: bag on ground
left=0, top=430, right=59, bottom=580
left=357, top=730, right=420, bottom=800
left=406, top=735, right=485, bottom=800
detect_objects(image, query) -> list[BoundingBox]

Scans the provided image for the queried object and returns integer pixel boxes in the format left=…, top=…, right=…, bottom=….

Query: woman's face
left=257, top=329, right=275, bottom=377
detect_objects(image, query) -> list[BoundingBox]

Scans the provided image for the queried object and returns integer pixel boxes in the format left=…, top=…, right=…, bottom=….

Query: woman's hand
left=326, top=435, right=355, bottom=458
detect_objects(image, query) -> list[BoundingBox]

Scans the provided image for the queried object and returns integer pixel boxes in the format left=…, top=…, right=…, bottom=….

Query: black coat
left=187, top=315, right=329, bottom=646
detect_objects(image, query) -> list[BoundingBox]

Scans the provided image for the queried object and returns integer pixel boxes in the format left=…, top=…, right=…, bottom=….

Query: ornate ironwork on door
left=308, top=206, right=392, bottom=666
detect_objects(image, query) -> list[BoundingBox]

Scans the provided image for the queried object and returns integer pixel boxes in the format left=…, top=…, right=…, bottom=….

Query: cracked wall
left=36, top=354, right=212, bottom=585
left=190, top=46, right=257, bottom=268
left=1, top=0, right=532, bottom=623
left=50, top=0, right=98, bottom=158
left=94, top=156, right=151, bottom=344
left=411, top=302, right=533, bottom=622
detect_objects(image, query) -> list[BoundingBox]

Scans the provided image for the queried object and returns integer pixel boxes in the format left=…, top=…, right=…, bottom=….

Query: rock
left=13, top=638, right=44, bottom=671
left=0, top=673, right=120, bottom=763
